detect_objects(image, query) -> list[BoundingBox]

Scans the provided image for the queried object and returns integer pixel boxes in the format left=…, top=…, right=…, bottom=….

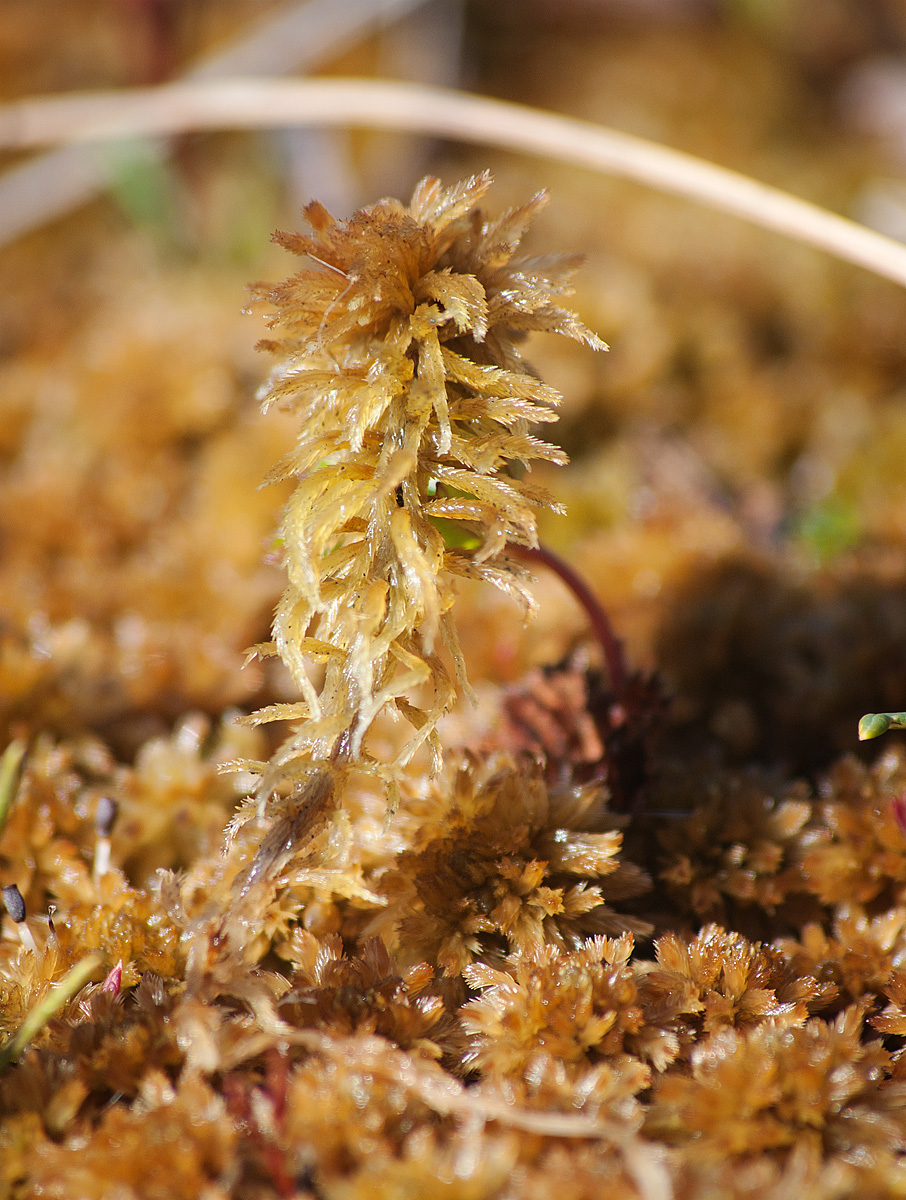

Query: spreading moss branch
left=248, top=172, right=605, bottom=783
left=232, top=174, right=606, bottom=888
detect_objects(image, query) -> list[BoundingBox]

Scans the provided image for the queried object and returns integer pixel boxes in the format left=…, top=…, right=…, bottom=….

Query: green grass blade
left=0, top=740, right=26, bottom=837
left=0, top=953, right=102, bottom=1072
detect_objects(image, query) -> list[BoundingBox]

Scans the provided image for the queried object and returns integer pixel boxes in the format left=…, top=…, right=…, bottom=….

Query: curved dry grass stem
left=2, top=78, right=905, bottom=287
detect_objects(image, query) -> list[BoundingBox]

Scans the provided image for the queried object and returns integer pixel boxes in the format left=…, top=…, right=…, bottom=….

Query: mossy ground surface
left=5, top=4, right=906, bottom=1197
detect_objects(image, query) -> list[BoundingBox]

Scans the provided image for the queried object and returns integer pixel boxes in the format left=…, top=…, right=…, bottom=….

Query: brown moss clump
left=655, top=766, right=812, bottom=925
left=0, top=878, right=179, bottom=1034
left=651, top=743, right=906, bottom=954
left=795, top=749, right=906, bottom=909
left=775, top=907, right=906, bottom=1016
left=463, top=932, right=641, bottom=1060
left=1, top=973, right=181, bottom=1117
left=29, top=1075, right=238, bottom=1200
left=277, top=932, right=445, bottom=1054
left=638, top=925, right=829, bottom=1058
left=9, top=59, right=906, bottom=1193
left=460, top=934, right=653, bottom=1127
left=221, top=1034, right=522, bottom=1199
left=0, top=714, right=266, bottom=915
left=656, top=553, right=906, bottom=771
left=646, top=1006, right=906, bottom=1167
left=0, top=274, right=292, bottom=750
left=378, top=755, right=649, bottom=977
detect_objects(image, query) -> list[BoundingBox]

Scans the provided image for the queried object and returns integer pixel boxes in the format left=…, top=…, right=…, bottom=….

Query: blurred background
left=4, top=0, right=906, bottom=771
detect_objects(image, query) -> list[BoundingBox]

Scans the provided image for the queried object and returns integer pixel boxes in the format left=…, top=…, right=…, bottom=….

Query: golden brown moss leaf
left=774, top=906, right=906, bottom=1015
left=655, top=768, right=812, bottom=921
left=638, top=924, right=825, bottom=1061
left=278, top=932, right=445, bottom=1054
left=461, top=935, right=646, bottom=1075
left=797, top=750, right=906, bottom=908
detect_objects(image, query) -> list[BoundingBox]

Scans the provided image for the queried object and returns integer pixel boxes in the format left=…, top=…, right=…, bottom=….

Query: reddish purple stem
left=510, top=542, right=627, bottom=698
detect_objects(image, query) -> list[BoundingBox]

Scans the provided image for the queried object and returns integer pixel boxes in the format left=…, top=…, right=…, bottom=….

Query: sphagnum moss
left=11, top=169, right=906, bottom=1200
left=234, top=173, right=606, bottom=888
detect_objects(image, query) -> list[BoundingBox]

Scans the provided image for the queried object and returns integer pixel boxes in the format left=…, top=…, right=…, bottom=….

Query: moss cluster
left=6, top=729, right=906, bottom=1196
left=8, top=4, right=906, bottom=1194
left=4, top=168, right=906, bottom=1200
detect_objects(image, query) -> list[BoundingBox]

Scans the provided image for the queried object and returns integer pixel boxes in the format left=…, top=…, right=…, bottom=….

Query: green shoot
left=858, top=712, right=906, bottom=741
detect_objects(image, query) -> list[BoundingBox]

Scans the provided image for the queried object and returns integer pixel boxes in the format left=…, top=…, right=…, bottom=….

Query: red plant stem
left=510, top=542, right=627, bottom=698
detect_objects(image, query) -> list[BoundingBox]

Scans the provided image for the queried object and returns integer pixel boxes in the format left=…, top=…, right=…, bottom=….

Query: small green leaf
left=796, top=497, right=860, bottom=563
left=102, top=138, right=186, bottom=254
left=858, top=712, right=906, bottom=740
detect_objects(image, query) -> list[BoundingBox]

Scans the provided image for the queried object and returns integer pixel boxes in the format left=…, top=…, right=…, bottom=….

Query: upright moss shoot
left=246, top=172, right=605, bottom=817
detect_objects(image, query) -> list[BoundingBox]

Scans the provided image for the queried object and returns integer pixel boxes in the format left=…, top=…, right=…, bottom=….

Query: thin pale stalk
left=0, top=1, right=431, bottom=246
left=2, top=79, right=906, bottom=287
